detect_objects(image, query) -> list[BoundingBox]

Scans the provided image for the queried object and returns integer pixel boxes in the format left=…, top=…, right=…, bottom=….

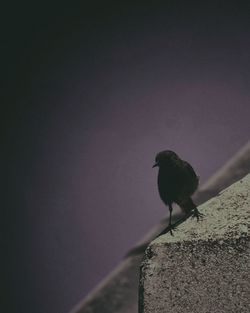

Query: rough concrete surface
left=140, top=174, right=250, bottom=313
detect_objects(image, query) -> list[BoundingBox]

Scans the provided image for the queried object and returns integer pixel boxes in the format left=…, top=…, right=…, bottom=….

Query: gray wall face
left=141, top=237, right=250, bottom=313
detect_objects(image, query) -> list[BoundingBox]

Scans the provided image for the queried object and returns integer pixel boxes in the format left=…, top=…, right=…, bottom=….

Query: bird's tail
left=178, top=197, right=197, bottom=214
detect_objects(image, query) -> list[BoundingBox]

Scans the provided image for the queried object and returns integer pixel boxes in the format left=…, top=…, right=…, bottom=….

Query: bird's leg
left=191, top=207, right=204, bottom=221
left=158, top=210, right=193, bottom=237
left=168, top=203, right=175, bottom=236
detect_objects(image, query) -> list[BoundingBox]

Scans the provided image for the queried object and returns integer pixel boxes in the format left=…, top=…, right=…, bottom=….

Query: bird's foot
left=191, top=208, right=204, bottom=222
left=168, top=224, right=178, bottom=236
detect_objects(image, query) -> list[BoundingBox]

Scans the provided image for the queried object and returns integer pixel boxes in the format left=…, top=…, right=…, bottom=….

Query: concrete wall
left=140, top=174, right=250, bottom=313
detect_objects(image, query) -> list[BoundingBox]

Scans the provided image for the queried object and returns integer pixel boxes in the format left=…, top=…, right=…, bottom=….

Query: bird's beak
left=152, top=162, right=159, bottom=168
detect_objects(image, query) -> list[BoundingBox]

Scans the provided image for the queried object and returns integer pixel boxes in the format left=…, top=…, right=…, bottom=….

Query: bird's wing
left=182, top=161, right=199, bottom=194
left=183, top=161, right=199, bottom=180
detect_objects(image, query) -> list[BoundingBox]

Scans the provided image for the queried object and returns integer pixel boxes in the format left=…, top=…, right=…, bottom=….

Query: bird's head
left=152, top=150, right=179, bottom=168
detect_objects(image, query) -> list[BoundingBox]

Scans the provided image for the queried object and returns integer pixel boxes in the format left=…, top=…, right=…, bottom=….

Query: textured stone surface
left=140, top=174, right=250, bottom=313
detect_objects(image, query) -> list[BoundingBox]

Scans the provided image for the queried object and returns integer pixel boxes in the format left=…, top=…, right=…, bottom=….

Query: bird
left=153, top=150, right=204, bottom=235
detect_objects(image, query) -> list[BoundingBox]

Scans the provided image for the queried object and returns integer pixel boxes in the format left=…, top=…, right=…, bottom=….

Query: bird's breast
left=157, top=168, right=179, bottom=203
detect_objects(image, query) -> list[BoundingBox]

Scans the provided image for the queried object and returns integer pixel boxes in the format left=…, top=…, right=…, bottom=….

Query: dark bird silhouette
left=153, top=150, right=203, bottom=235
left=124, top=150, right=204, bottom=257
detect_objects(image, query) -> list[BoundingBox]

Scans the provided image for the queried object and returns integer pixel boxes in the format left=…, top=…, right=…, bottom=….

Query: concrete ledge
left=139, top=174, right=250, bottom=313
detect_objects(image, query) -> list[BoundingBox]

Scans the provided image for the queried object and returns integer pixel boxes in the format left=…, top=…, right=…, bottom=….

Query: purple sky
left=4, top=3, right=250, bottom=313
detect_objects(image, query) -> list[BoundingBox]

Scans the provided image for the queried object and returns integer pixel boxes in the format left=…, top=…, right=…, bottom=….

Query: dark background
left=3, top=2, right=250, bottom=313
